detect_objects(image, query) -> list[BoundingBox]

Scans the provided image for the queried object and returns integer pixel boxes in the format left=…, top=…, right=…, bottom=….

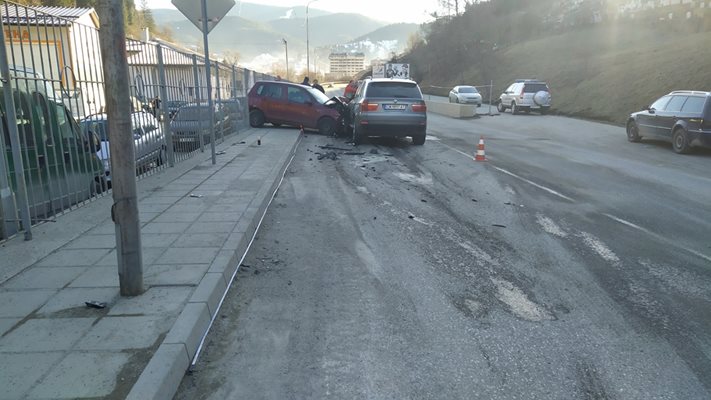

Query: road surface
left=174, top=111, right=711, bottom=399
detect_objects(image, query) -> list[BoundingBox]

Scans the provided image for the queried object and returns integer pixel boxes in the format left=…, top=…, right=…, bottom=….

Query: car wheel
left=352, top=123, right=364, bottom=145
left=497, top=102, right=505, bottom=113
left=318, top=117, right=337, bottom=136
left=626, top=121, right=641, bottom=143
left=448, top=96, right=453, bottom=103
left=672, top=127, right=691, bottom=154
left=249, top=110, right=265, bottom=127
left=540, top=107, right=550, bottom=115
left=412, top=133, right=426, bottom=146
left=511, top=102, right=518, bottom=115
left=455, top=97, right=459, bottom=104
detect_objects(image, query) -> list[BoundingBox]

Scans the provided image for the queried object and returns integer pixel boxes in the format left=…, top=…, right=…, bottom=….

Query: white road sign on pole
left=172, top=0, right=235, bottom=34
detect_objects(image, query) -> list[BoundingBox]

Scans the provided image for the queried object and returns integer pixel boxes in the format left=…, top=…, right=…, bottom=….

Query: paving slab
left=27, top=352, right=131, bottom=399
left=0, top=318, right=96, bottom=352
left=0, top=129, right=301, bottom=400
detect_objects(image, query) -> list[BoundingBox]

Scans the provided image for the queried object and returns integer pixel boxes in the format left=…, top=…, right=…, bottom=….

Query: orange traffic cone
left=475, top=136, right=486, bottom=162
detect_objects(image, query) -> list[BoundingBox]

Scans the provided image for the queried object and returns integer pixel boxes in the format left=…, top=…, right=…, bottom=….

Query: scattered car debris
left=472, top=198, right=478, bottom=202
left=369, top=148, right=379, bottom=154
left=421, top=199, right=428, bottom=203
left=189, top=194, right=203, bottom=198
left=309, top=158, right=313, bottom=161
left=343, top=152, right=366, bottom=156
left=492, top=224, right=507, bottom=228
left=504, top=202, right=512, bottom=205
left=216, top=150, right=226, bottom=155
left=85, top=301, right=107, bottom=309
left=318, top=145, right=351, bottom=151
left=317, top=152, right=338, bottom=160
left=408, top=215, right=415, bottom=219
left=254, top=269, right=261, bottom=275
left=240, top=264, right=251, bottom=269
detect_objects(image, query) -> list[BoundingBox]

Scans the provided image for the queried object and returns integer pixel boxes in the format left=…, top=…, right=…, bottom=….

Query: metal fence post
left=200, top=0, right=216, bottom=165
left=214, top=62, right=223, bottom=142
left=489, top=80, right=493, bottom=116
left=192, top=55, right=205, bottom=153
left=0, top=27, right=32, bottom=241
left=156, top=44, right=174, bottom=167
left=97, top=1, right=144, bottom=296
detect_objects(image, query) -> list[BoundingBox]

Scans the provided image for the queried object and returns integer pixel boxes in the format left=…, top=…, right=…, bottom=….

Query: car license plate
left=384, top=104, right=406, bottom=110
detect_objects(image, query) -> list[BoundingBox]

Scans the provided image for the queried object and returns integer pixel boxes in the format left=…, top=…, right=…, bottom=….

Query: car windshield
left=175, top=107, right=209, bottom=121
left=305, top=86, right=330, bottom=104
left=459, top=86, right=478, bottom=93
left=366, top=82, right=422, bottom=98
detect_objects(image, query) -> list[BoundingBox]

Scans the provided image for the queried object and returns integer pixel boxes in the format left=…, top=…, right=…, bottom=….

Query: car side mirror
left=648, top=108, right=656, bottom=115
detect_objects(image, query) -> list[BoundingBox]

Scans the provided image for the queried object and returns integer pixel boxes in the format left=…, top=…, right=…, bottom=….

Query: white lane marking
left=436, top=141, right=574, bottom=202
left=536, top=214, right=568, bottom=238
left=604, top=214, right=711, bottom=263
left=579, top=232, right=621, bottom=265
left=491, top=166, right=575, bottom=202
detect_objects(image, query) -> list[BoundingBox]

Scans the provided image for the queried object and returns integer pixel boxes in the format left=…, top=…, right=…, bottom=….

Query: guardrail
left=0, top=1, right=276, bottom=241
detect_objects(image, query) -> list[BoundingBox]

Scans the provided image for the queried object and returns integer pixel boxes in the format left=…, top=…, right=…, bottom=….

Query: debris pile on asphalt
left=317, top=151, right=338, bottom=160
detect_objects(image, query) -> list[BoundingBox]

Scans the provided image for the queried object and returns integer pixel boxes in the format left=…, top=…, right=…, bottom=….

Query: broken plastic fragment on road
left=85, top=301, right=107, bottom=309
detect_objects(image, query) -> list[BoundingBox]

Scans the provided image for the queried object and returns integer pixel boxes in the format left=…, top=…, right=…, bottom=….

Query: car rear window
left=523, top=83, right=549, bottom=93
left=366, top=82, right=422, bottom=99
left=680, top=96, right=706, bottom=114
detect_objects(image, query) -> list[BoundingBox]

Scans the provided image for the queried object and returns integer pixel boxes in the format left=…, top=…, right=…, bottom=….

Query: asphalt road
left=174, top=111, right=711, bottom=399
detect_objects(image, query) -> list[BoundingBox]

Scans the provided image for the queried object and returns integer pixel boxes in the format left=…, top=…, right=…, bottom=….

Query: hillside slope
left=409, top=23, right=711, bottom=125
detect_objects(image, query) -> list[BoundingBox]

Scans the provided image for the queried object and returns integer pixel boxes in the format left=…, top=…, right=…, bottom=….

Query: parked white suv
left=498, top=80, right=551, bottom=115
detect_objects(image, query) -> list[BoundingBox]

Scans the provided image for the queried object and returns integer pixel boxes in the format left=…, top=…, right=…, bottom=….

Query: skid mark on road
left=579, top=232, right=621, bottom=266
left=493, top=278, right=553, bottom=322
left=536, top=214, right=568, bottom=238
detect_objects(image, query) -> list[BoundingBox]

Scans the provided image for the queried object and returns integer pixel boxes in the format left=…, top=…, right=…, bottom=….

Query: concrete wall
left=425, top=100, right=477, bottom=118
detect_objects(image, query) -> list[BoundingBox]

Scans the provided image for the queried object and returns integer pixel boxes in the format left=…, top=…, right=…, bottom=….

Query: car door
left=260, top=83, right=287, bottom=123
left=657, top=95, right=687, bottom=138
left=637, top=95, right=670, bottom=137
left=285, top=86, right=317, bottom=128
left=450, top=87, right=458, bottom=102
left=502, top=83, right=517, bottom=106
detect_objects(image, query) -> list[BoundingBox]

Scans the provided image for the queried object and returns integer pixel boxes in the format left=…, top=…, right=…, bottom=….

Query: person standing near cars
left=344, top=80, right=357, bottom=100
left=312, top=79, right=325, bottom=94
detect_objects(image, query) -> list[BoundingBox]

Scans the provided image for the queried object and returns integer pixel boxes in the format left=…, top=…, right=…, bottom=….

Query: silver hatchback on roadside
left=348, top=78, right=428, bottom=145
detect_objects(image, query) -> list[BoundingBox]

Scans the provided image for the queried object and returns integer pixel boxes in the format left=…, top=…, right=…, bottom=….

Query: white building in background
left=328, top=52, right=365, bottom=77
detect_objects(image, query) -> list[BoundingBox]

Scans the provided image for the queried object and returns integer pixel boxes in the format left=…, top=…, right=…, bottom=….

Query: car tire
left=672, top=127, right=691, bottom=154
left=511, top=102, right=518, bottom=115
left=497, top=102, right=505, bottom=113
left=412, top=133, right=426, bottom=146
left=249, top=110, right=265, bottom=127
left=448, top=96, right=453, bottom=103
left=318, top=117, right=337, bottom=136
left=540, top=107, right=550, bottom=115
left=455, top=97, right=459, bottom=104
left=352, top=123, right=364, bottom=145
left=626, top=121, right=641, bottom=143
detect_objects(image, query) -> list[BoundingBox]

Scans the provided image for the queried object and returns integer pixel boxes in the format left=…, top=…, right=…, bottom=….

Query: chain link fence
left=0, top=1, right=275, bottom=241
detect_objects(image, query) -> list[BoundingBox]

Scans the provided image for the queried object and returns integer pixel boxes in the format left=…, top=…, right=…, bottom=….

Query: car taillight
left=361, top=101, right=378, bottom=112
left=412, top=102, right=427, bottom=113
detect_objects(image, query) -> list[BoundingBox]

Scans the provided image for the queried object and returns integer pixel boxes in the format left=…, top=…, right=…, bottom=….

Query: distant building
left=328, top=52, right=365, bottom=77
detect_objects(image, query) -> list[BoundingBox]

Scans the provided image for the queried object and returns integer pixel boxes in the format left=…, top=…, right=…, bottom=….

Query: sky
left=148, top=0, right=436, bottom=24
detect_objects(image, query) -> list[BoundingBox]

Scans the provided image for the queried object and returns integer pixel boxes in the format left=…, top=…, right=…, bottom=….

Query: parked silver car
left=449, top=85, right=482, bottom=106
left=498, top=80, right=552, bottom=115
left=348, top=78, right=428, bottom=145
left=80, top=111, right=167, bottom=186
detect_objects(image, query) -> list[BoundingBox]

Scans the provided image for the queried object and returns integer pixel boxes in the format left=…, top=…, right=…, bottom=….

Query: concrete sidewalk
left=0, top=128, right=301, bottom=400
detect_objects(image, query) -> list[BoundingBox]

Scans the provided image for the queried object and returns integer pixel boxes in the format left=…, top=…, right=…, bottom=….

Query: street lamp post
left=282, top=38, right=289, bottom=81
left=306, top=0, right=319, bottom=79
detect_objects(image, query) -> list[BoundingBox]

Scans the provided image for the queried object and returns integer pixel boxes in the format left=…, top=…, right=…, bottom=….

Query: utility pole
left=201, top=0, right=217, bottom=165
left=97, top=2, right=144, bottom=296
left=282, top=38, right=288, bottom=81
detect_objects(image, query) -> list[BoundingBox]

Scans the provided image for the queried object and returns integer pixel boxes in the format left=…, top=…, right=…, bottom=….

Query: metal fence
left=0, top=2, right=275, bottom=241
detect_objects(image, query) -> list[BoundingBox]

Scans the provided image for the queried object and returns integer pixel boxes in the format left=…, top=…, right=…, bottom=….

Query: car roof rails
left=669, top=90, right=710, bottom=96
